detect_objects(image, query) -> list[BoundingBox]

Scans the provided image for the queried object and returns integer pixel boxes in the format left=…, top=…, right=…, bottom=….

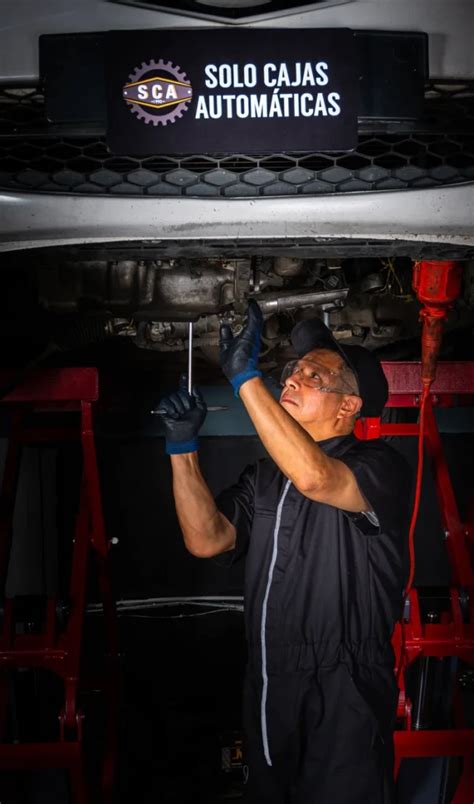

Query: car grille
left=0, top=82, right=473, bottom=197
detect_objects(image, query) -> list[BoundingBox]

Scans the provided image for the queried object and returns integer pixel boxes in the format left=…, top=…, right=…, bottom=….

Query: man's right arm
left=170, top=452, right=236, bottom=558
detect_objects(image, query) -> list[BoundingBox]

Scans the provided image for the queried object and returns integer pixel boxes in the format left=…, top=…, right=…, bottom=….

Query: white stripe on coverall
left=260, top=478, right=292, bottom=767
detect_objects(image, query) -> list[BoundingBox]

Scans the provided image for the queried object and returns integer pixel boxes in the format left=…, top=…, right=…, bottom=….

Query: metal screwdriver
left=151, top=321, right=227, bottom=414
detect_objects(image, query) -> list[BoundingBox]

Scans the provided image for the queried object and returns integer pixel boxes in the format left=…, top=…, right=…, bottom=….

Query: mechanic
left=158, top=301, right=412, bottom=804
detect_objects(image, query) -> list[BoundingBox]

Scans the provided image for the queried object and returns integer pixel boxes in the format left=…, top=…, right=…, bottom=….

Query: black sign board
left=105, top=29, right=358, bottom=155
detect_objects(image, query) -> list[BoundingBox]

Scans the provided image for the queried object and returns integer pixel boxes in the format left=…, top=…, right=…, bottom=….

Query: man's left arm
left=219, top=301, right=368, bottom=512
left=239, top=376, right=369, bottom=513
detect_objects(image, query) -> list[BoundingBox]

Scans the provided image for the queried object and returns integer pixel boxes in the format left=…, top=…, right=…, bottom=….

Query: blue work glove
left=154, top=374, right=207, bottom=455
left=219, top=300, right=263, bottom=396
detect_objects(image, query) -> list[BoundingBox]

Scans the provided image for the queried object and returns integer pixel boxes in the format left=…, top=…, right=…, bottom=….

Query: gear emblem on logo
left=123, top=59, right=192, bottom=126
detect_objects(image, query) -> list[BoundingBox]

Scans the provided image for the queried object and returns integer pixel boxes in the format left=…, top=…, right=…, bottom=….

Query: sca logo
left=122, top=59, right=192, bottom=126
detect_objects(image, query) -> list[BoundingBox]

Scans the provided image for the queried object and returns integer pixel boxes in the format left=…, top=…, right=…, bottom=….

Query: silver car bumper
left=1, top=183, right=473, bottom=252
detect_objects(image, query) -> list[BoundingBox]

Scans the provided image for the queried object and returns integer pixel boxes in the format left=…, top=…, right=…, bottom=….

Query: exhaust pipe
left=256, top=288, right=348, bottom=314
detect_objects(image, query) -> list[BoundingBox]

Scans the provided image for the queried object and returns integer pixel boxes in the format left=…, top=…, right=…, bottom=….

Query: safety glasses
left=280, top=359, right=359, bottom=396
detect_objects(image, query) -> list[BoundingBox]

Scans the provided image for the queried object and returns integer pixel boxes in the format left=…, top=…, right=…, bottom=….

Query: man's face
left=279, top=348, right=358, bottom=427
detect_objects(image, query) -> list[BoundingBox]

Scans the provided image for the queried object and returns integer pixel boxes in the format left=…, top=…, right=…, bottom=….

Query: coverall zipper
left=260, top=478, right=292, bottom=767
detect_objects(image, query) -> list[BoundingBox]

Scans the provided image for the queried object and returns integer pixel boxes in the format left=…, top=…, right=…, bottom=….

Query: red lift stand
left=356, top=259, right=474, bottom=800
left=356, top=361, right=474, bottom=801
left=0, top=368, right=119, bottom=803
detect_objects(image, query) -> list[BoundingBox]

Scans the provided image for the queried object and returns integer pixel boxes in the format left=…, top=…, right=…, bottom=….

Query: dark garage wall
left=2, top=431, right=473, bottom=599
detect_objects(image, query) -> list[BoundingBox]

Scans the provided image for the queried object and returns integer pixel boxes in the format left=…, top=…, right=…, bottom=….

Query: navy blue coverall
left=217, top=433, right=412, bottom=804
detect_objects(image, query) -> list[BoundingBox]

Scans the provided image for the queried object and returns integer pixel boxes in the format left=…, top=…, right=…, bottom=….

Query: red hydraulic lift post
left=0, top=368, right=119, bottom=804
left=355, top=260, right=474, bottom=802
